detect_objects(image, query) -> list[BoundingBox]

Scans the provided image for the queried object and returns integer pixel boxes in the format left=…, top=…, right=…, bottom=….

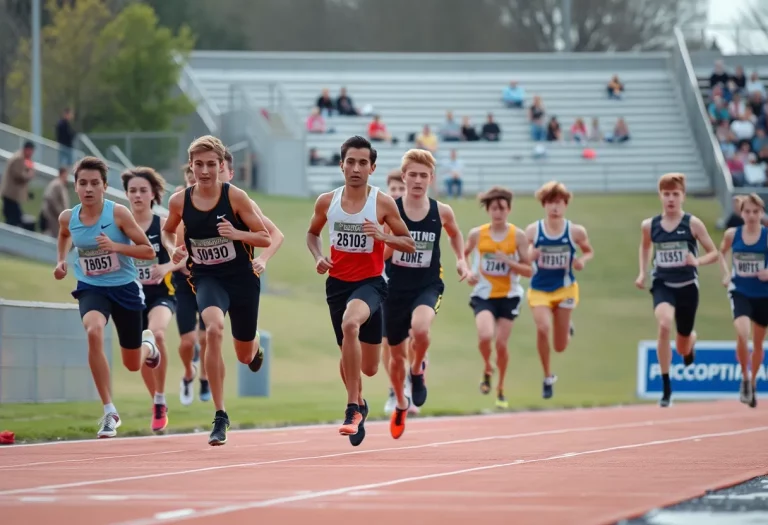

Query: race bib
left=654, top=241, right=688, bottom=268
left=135, top=258, right=158, bottom=284
left=481, top=253, right=509, bottom=276
left=733, top=252, right=765, bottom=277
left=189, top=237, right=236, bottom=265
left=333, top=222, right=372, bottom=253
left=537, top=245, right=571, bottom=270
left=393, top=239, right=434, bottom=268
left=78, top=248, right=120, bottom=277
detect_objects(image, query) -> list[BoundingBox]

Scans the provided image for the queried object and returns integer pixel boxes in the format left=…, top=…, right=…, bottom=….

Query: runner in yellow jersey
left=464, top=187, right=532, bottom=408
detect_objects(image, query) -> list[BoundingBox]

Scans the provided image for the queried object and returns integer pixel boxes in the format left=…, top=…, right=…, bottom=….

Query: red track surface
left=1, top=401, right=766, bottom=525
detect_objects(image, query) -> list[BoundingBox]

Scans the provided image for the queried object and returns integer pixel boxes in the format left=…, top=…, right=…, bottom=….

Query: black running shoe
left=349, top=399, right=368, bottom=447
left=208, top=411, right=230, bottom=446
left=410, top=373, right=427, bottom=407
left=683, top=347, right=695, bottom=366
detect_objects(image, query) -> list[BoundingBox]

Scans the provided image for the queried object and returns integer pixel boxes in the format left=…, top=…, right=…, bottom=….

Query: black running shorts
left=142, top=290, right=177, bottom=330
left=192, top=271, right=260, bottom=342
left=326, top=275, right=388, bottom=347
left=384, top=281, right=444, bottom=347
left=650, top=280, right=699, bottom=337
left=73, top=282, right=144, bottom=350
left=730, top=291, right=768, bottom=328
left=469, top=296, right=521, bottom=321
left=173, top=273, right=205, bottom=335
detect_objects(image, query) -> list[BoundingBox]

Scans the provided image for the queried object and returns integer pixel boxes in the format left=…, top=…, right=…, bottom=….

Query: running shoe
left=409, top=372, right=427, bottom=407
left=199, top=378, right=211, bottom=402
left=338, top=405, right=363, bottom=436
left=180, top=363, right=198, bottom=406
left=142, top=330, right=160, bottom=369
left=151, top=404, right=168, bottom=433
left=383, top=388, right=396, bottom=415
left=542, top=375, right=557, bottom=399
left=390, top=397, right=411, bottom=439
left=349, top=399, right=369, bottom=447
left=209, top=410, right=229, bottom=446
left=97, top=412, right=121, bottom=438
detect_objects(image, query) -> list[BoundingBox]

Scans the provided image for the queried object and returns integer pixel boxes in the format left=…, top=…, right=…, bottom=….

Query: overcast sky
left=706, top=0, right=768, bottom=53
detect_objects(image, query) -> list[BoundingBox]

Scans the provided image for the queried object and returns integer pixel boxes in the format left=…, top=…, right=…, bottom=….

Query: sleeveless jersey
left=182, top=183, right=254, bottom=277
left=650, top=213, right=698, bottom=285
left=388, top=197, right=443, bottom=292
left=135, top=214, right=174, bottom=296
left=729, top=225, right=768, bottom=298
left=69, top=199, right=138, bottom=287
left=530, top=220, right=576, bottom=293
left=470, top=223, right=524, bottom=300
left=327, top=185, right=385, bottom=282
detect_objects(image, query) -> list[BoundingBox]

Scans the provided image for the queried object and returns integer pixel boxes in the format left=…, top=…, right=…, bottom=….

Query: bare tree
left=738, top=0, right=768, bottom=53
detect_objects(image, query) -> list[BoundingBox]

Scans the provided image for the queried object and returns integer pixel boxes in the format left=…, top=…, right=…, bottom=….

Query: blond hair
left=479, top=186, right=513, bottom=209
left=535, top=181, right=572, bottom=205
left=400, top=148, right=436, bottom=174
left=658, top=172, right=686, bottom=193
left=188, top=135, right=226, bottom=163
left=738, top=192, right=765, bottom=212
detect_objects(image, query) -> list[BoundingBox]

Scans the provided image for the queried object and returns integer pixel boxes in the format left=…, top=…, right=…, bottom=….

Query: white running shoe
left=180, top=363, right=198, bottom=406
left=384, top=389, right=396, bottom=415
left=97, top=412, right=121, bottom=438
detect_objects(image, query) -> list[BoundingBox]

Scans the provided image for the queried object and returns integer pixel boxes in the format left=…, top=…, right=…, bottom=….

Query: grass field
left=0, top=191, right=734, bottom=442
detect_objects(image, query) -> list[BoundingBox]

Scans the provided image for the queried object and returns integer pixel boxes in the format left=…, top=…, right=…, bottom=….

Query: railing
left=86, top=131, right=185, bottom=182
left=175, top=54, right=220, bottom=135
left=678, top=23, right=768, bottom=55
left=108, top=145, right=135, bottom=169
left=670, top=27, right=733, bottom=222
left=228, top=81, right=305, bottom=140
left=76, top=133, right=110, bottom=164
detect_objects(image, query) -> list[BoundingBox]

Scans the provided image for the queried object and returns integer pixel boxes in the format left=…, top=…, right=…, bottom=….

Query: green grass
left=0, top=192, right=733, bottom=442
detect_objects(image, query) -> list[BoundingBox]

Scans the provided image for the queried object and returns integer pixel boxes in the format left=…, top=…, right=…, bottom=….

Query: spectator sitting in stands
left=439, top=111, right=463, bottom=142
left=759, top=143, right=768, bottom=164
left=442, top=149, right=463, bottom=198
left=754, top=128, right=767, bottom=154
left=502, top=81, right=525, bottom=108
left=336, top=87, right=359, bottom=116
left=589, top=117, right=603, bottom=142
left=367, top=114, right=395, bottom=144
left=306, top=107, right=331, bottom=133
left=729, top=92, right=746, bottom=121
left=708, top=96, right=729, bottom=124
left=607, top=75, right=624, bottom=100
left=316, top=88, right=335, bottom=117
left=309, top=147, right=331, bottom=166
left=546, top=116, right=561, bottom=142
left=744, top=153, right=767, bottom=186
left=732, top=65, right=747, bottom=94
left=757, top=102, right=768, bottom=132
left=606, top=117, right=630, bottom=143
left=461, top=116, right=479, bottom=141
left=40, top=166, right=69, bottom=237
left=710, top=60, right=730, bottom=91
left=727, top=154, right=745, bottom=187
left=716, top=120, right=738, bottom=158
left=570, top=118, right=587, bottom=143
left=416, top=125, right=438, bottom=153
left=529, top=96, right=546, bottom=141
left=481, top=113, right=501, bottom=141
left=746, top=72, right=766, bottom=103
left=730, top=109, right=756, bottom=145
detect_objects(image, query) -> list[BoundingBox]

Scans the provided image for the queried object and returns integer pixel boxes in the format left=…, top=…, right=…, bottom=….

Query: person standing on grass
left=719, top=193, right=768, bottom=408
left=306, top=135, right=414, bottom=446
left=634, top=172, right=721, bottom=408
left=53, top=156, right=160, bottom=439
left=163, top=135, right=271, bottom=446
left=464, top=187, right=532, bottom=410
left=123, top=167, right=183, bottom=433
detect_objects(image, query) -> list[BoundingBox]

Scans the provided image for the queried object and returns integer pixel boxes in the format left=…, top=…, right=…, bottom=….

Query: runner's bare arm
left=373, top=193, right=415, bottom=253
left=56, top=210, right=73, bottom=263
left=691, top=215, right=721, bottom=267
left=464, top=227, right=479, bottom=259
left=571, top=224, right=594, bottom=270
left=510, top=227, right=534, bottom=278
left=112, top=204, right=155, bottom=259
left=251, top=200, right=284, bottom=263
left=525, top=222, right=540, bottom=261
left=719, top=227, right=736, bottom=286
left=161, top=191, right=184, bottom=251
left=438, top=202, right=469, bottom=280
left=159, top=217, right=186, bottom=272
left=307, top=192, right=332, bottom=264
left=226, top=187, right=271, bottom=248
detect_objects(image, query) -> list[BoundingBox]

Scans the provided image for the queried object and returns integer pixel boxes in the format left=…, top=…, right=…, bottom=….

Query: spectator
left=439, top=111, right=463, bottom=142
left=461, top=116, right=479, bottom=141
left=481, top=113, right=501, bottom=142
left=730, top=109, right=756, bottom=144
left=728, top=92, right=746, bottom=121
left=529, top=96, right=546, bottom=141
left=744, top=153, right=767, bottom=186
left=758, top=143, right=768, bottom=164
left=708, top=96, right=729, bottom=124
left=757, top=102, right=768, bottom=133
left=306, top=107, right=329, bottom=134
left=309, top=148, right=329, bottom=166
left=546, top=116, right=561, bottom=142
left=716, top=120, right=738, bottom=158
left=710, top=60, right=730, bottom=91
left=606, top=118, right=630, bottom=143
left=502, top=81, right=525, bottom=108
left=753, top=128, right=767, bottom=154
left=40, top=167, right=69, bottom=237
left=727, top=154, right=745, bottom=186
left=316, top=88, right=335, bottom=117
left=746, top=72, right=766, bottom=102
left=607, top=75, right=624, bottom=100
left=55, top=107, right=76, bottom=168
left=416, top=125, right=438, bottom=153
left=367, top=114, right=394, bottom=143
left=588, top=117, right=603, bottom=142
left=335, top=87, right=358, bottom=116
left=570, top=118, right=587, bottom=143
left=442, top=149, right=463, bottom=198
left=732, top=65, right=747, bottom=94
left=0, top=141, right=35, bottom=228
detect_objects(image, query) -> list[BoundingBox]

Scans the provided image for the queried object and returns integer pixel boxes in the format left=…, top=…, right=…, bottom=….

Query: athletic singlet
left=650, top=213, right=698, bottom=286
left=135, top=214, right=174, bottom=295
left=530, top=220, right=576, bottom=293
left=471, top=223, right=524, bottom=300
left=182, top=183, right=254, bottom=277
left=388, top=197, right=443, bottom=292
left=729, top=225, right=768, bottom=298
left=69, top=199, right=138, bottom=287
left=327, top=185, right=385, bottom=282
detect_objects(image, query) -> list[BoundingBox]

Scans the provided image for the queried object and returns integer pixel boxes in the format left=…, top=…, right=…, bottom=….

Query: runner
left=53, top=156, right=160, bottom=438
left=634, top=172, right=720, bottom=408
left=163, top=135, right=271, bottom=445
left=719, top=193, right=767, bottom=408
left=464, top=186, right=532, bottom=409
left=306, top=135, right=415, bottom=446
left=385, top=149, right=469, bottom=439
left=173, top=166, right=209, bottom=406
left=525, top=181, right=593, bottom=400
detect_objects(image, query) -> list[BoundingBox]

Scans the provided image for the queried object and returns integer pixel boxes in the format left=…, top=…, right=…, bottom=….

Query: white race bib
left=537, top=245, right=571, bottom=270
left=189, top=237, right=236, bottom=265
left=135, top=258, right=158, bottom=284
left=481, top=253, right=509, bottom=276
left=79, top=248, right=120, bottom=277
left=654, top=241, right=688, bottom=268
left=733, top=252, right=765, bottom=277
left=332, top=221, right=373, bottom=253
left=393, top=239, right=434, bottom=268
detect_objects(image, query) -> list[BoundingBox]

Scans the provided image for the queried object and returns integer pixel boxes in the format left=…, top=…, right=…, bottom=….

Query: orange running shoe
left=151, top=404, right=168, bottom=433
left=338, top=406, right=363, bottom=436
left=390, top=398, right=411, bottom=439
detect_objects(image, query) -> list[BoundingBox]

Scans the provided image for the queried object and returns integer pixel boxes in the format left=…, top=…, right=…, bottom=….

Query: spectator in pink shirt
left=306, top=108, right=328, bottom=134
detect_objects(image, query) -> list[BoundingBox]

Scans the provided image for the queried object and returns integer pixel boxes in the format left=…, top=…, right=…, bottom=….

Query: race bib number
left=78, top=248, right=120, bottom=277
left=189, top=237, right=236, bottom=265
left=733, top=252, right=765, bottom=277
left=393, top=239, right=434, bottom=268
left=481, top=253, right=509, bottom=276
left=654, top=241, right=688, bottom=268
left=135, top=258, right=158, bottom=284
left=333, top=222, right=372, bottom=253
left=537, top=245, right=571, bottom=270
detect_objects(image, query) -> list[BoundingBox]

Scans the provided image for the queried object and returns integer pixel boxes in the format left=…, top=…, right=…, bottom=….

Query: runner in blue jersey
left=719, top=193, right=768, bottom=408
left=53, top=156, right=161, bottom=438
